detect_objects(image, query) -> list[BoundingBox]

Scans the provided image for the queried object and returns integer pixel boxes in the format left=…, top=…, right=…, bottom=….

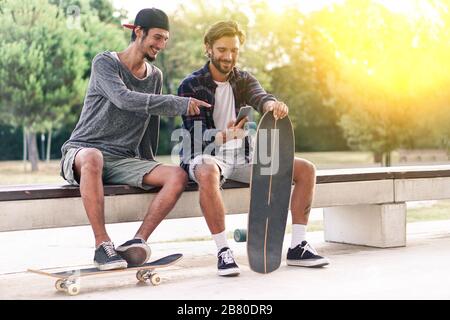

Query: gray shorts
left=188, top=140, right=252, bottom=185
left=60, top=148, right=161, bottom=190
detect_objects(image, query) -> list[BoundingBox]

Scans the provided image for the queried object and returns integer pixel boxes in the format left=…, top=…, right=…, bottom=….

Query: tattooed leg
left=290, top=158, right=316, bottom=225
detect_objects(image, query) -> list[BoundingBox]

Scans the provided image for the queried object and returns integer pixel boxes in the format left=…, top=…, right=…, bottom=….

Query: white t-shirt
left=213, top=80, right=235, bottom=131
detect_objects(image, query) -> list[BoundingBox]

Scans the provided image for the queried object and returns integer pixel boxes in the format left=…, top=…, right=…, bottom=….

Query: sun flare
left=310, top=0, right=450, bottom=104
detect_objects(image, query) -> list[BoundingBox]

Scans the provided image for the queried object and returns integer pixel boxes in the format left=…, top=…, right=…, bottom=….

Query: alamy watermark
left=170, top=122, right=280, bottom=175
left=58, top=1, right=81, bottom=30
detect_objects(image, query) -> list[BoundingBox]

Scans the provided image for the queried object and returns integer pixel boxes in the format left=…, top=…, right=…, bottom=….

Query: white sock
left=212, top=230, right=229, bottom=252
left=291, top=224, right=307, bottom=249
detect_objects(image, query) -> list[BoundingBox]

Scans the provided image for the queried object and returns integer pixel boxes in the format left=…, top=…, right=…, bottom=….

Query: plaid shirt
left=178, top=62, right=276, bottom=169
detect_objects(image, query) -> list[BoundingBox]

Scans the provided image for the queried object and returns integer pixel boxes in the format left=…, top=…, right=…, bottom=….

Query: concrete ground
left=1, top=215, right=450, bottom=300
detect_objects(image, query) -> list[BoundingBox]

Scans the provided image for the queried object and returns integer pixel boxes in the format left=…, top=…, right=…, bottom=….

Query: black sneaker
left=94, top=241, right=128, bottom=271
left=116, top=238, right=151, bottom=267
left=217, top=247, right=240, bottom=277
left=287, top=240, right=330, bottom=267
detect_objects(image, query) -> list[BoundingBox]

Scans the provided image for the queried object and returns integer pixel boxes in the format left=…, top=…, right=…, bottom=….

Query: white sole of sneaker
left=287, top=257, right=330, bottom=268
left=218, top=267, right=241, bottom=277
left=94, top=261, right=128, bottom=271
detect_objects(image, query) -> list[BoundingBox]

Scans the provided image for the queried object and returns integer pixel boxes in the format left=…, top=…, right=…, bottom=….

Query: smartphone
left=235, top=106, right=252, bottom=125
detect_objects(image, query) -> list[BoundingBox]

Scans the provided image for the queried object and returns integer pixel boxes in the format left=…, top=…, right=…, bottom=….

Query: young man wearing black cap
left=61, top=8, right=211, bottom=271
left=178, top=21, right=329, bottom=276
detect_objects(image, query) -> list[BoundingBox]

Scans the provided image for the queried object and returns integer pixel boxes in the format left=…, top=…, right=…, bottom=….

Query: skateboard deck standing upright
left=28, top=253, right=182, bottom=295
left=247, top=112, right=294, bottom=274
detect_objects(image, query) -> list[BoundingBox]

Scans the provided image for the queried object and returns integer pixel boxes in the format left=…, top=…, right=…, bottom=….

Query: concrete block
left=323, top=203, right=406, bottom=248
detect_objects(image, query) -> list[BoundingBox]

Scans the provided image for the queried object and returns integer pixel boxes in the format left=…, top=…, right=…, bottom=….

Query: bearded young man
left=178, top=21, right=329, bottom=277
left=61, top=8, right=210, bottom=270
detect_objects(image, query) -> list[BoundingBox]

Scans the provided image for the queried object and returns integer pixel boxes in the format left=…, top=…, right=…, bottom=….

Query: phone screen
left=235, top=106, right=252, bottom=124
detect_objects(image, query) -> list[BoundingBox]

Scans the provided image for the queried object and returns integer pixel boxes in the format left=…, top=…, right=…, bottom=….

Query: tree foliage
left=0, top=0, right=127, bottom=169
left=308, top=0, right=450, bottom=163
left=1, top=0, right=449, bottom=166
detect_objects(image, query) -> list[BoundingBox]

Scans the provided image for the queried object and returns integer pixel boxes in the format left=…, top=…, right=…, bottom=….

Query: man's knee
left=170, top=167, right=188, bottom=188
left=294, top=158, right=316, bottom=182
left=75, top=148, right=104, bottom=176
left=194, top=163, right=220, bottom=185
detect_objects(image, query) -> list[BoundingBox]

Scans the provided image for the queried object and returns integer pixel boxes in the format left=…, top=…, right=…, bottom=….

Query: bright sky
left=112, top=0, right=342, bottom=21
left=113, top=0, right=438, bottom=24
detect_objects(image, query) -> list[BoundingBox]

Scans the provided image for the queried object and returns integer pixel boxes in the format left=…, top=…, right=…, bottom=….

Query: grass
left=2, top=150, right=447, bottom=185
left=407, top=200, right=450, bottom=223
left=0, top=151, right=377, bottom=186
left=0, top=156, right=176, bottom=185
left=0, top=160, right=64, bottom=185
left=296, top=151, right=375, bottom=166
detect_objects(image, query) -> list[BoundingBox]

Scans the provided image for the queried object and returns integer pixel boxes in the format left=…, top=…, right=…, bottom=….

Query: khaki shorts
left=188, top=139, right=252, bottom=185
left=60, top=148, right=161, bottom=190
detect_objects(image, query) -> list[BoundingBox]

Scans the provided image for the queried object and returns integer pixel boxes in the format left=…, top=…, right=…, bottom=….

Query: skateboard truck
left=136, top=269, right=161, bottom=285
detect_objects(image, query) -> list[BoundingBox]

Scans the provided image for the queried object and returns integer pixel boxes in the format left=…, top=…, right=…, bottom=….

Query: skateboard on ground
left=247, top=111, right=294, bottom=274
left=28, top=253, right=182, bottom=296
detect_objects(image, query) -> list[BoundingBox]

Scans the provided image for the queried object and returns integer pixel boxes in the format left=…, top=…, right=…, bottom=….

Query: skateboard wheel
left=67, top=283, right=80, bottom=296
left=136, top=270, right=147, bottom=282
left=234, top=229, right=247, bottom=242
left=150, top=274, right=161, bottom=286
left=55, top=279, right=65, bottom=292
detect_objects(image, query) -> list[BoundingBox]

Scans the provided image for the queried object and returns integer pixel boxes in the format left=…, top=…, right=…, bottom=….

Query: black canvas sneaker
left=287, top=240, right=330, bottom=267
left=94, top=241, right=128, bottom=270
left=217, top=247, right=240, bottom=277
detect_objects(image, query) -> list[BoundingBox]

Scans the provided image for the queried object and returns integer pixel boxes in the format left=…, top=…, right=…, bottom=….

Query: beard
left=210, top=53, right=235, bottom=75
left=144, top=53, right=156, bottom=62
left=139, top=38, right=156, bottom=62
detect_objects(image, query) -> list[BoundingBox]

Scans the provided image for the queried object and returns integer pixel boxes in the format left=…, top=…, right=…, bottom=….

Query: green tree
left=49, top=0, right=126, bottom=24
left=49, top=0, right=128, bottom=77
left=89, top=0, right=126, bottom=24
left=0, top=0, right=86, bottom=171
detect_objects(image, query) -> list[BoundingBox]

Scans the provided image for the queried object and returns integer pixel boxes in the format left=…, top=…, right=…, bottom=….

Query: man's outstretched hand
left=187, top=98, right=212, bottom=116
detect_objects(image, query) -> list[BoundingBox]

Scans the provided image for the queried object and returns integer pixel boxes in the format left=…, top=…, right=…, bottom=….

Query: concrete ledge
left=395, top=177, right=450, bottom=202
left=1, top=165, right=449, bottom=249
left=0, top=179, right=396, bottom=232
left=0, top=187, right=252, bottom=231
left=313, top=180, right=394, bottom=207
left=3, top=165, right=449, bottom=202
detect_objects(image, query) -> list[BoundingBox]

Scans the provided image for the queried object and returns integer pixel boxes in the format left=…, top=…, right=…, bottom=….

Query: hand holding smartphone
left=234, top=106, right=252, bottom=126
left=216, top=106, right=253, bottom=145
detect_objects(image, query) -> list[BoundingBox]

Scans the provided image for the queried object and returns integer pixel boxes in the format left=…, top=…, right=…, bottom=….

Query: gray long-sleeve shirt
left=61, top=51, right=189, bottom=159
